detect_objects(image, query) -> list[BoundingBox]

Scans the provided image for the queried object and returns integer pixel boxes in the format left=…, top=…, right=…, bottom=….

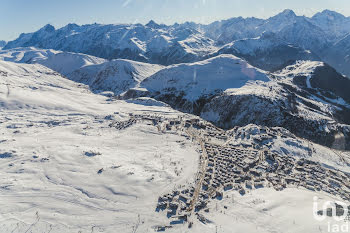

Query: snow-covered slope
left=311, top=10, right=350, bottom=40
left=0, top=47, right=106, bottom=76
left=118, top=57, right=350, bottom=149
left=0, top=60, right=200, bottom=232
left=278, top=17, right=330, bottom=55
left=1, top=57, right=350, bottom=232
left=201, top=16, right=264, bottom=44
left=200, top=61, right=350, bottom=148
left=70, top=59, right=163, bottom=95
left=323, top=34, right=350, bottom=78
left=0, top=47, right=163, bottom=95
left=276, top=60, right=350, bottom=103
left=245, top=9, right=298, bottom=36
left=3, top=46, right=346, bottom=150
left=141, top=54, right=269, bottom=101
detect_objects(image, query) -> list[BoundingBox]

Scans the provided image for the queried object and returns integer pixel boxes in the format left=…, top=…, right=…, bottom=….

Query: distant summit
left=278, top=9, right=297, bottom=17
left=146, top=20, right=159, bottom=28
left=145, top=20, right=167, bottom=29
left=313, top=9, right=347, bottom=20
left=40, top=24, right=56, bottom=33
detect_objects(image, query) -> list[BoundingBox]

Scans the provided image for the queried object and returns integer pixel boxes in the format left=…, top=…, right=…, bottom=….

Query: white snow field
left=0, top=47, right=106, bottom=76
left=0, top=47, right=164, bottom=95
left=0, top=59, right=349, bottom=233
left=142, top=54, right=269, bottom=101
left=0, top=61, right=199, bottom=232
left=186, top=187, right=349, bottom=233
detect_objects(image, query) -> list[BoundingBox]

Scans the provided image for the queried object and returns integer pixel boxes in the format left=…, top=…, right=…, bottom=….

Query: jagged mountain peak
left=268, top=9, right=297, bottom=21
left=145, top=20, right=168, bottom=29
left=40, top=23, right=56, bottom=32
left=313, top=9, right=346, bottom=20
left=145, top=20, right=160, bottom=28
left=61, top=23, right=80, bottom=31
left=278, top=9, right=297, bottom=17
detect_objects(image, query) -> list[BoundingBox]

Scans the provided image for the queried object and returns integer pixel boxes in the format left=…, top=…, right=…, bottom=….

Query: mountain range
left=1, top=45, right=349, bottom=150
left=1, top=9, right=350, bottom=232
left=3, top=9, right=350, bottom=77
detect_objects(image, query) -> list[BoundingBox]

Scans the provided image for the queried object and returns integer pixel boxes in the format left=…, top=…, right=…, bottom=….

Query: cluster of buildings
left=108, top=118, right=137, bottom=130
left=107, top=112, right=350, bottom=229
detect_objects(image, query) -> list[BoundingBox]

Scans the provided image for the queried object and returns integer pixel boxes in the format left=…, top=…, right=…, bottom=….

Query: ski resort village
left=1, top=3, right=350, bottom=233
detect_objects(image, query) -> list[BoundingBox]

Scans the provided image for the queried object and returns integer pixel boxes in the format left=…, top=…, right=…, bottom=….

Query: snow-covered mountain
left=203, top=10, right=331, bottom=56
left=201, top=61, right=350, bottom=149
left=311, top=10, right=350, bottom=40
left=323, top=34, right=350, bottom=78
left=5, top=9, right=350, bottom=75
left=0, top=47, right=163, bottom=95
left=260, top=9, right=299, bottom=33
left=120, top=57, right=350, bottom=150
left=199, top=9, right=350, bottom=75
left=2, top=46, right=349, bottom=150
left=201, top=9, right=345, bottom=54
left=140, top=54, right=268, bottom=102
left=3, top=22, right=217, bottom=65
left=70, top=59, right=163, bottom=95
left=210, top=31, right=320, bottom=71
left=278, top=17, right=330, bottom=55
left=200, top=16, right=264, bottom=44
left=0, top=47, right=106, bottom=76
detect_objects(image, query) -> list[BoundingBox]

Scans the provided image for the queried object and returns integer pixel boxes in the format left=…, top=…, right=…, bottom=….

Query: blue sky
left=1, top=0, right=350, bottom=41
